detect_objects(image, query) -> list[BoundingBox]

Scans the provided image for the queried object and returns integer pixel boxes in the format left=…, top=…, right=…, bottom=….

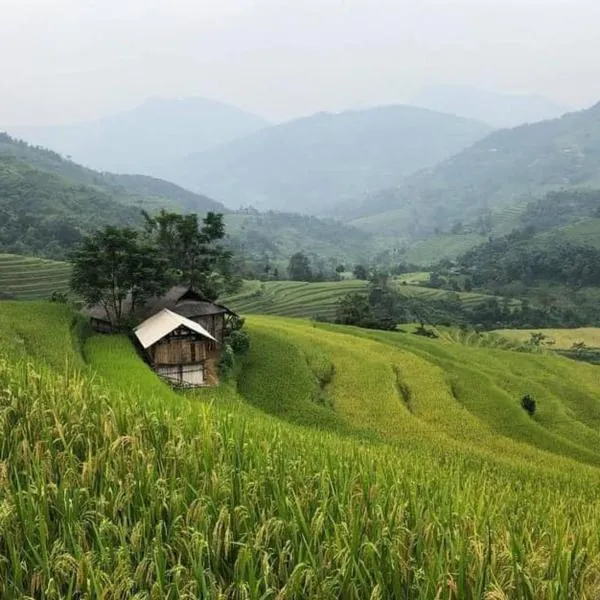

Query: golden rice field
left=2, top=301, right=600, bottom=597
left=496, top=328, right=600, bottom=350
left=222, top=278, right=494, bottom=320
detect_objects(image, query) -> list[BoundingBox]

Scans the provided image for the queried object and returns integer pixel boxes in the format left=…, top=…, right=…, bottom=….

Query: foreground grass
left=1, top=303, right=600, bottom=597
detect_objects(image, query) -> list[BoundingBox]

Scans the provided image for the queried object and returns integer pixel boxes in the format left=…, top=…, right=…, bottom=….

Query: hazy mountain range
left=412, top=85, right=571, bottom=129
left=348, top=101, right=600, bottom=238
left=162, top=105, right=491, bottom=213
left=5, top=97, right=269, bottom=174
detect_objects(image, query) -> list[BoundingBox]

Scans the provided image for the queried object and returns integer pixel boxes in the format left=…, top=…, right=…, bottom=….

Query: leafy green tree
left=288, top=252, right=313, bottom=281
left=143, top=210, right=233, bottom=299
left=71, top=226, right=169, bottom=326
left=353, top=264, right=369, bottom=280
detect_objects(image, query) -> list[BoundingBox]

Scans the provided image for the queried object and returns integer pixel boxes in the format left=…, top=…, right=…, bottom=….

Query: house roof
left=134, top=308, right=218, bottom=349
left=82, top=285, right=235, bottom=324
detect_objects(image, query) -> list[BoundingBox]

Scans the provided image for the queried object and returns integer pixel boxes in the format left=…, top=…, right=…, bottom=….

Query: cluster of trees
left=71, top=210, right=236, bottom=326
left=334, top=270, right=592, bottom=333
left=454, top=231, right=600, bottom=290
left=287, top=252, right=348, bottom=282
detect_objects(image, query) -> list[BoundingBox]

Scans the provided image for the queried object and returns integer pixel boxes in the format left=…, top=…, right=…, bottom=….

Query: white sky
left=1, top=0, right=599, bottom=125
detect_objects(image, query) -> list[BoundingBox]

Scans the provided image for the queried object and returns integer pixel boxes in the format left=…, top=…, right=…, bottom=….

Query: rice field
left=223, top=278, right=494, bottom=319
left=0, top=253, right=71, bottom=299
left=3, top=302, right=600, bottom=597
left=496, top=327, right=600, bottom=350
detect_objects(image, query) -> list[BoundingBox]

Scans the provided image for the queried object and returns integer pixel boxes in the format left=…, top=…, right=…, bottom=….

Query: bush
left=228, top=329, right=250, bottom=355
left=521, top=394, right=536, bottom=416
left=219, top=344, right=235, bottom=379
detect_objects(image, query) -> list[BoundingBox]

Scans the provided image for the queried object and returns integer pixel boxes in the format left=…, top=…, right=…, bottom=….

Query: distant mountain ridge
left=163, top=105, right=492, bottom=214
left=412, top=85, right=571, bottom=128
left=349, top=101, right=600, bottom=238
left=5, top=97, right=270, bottom=174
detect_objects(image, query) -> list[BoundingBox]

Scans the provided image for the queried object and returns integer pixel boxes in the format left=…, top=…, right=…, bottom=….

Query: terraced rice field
left=3, top=302, right=600, bottom=596
left=496, top=327, right=600, bottom=350
left=0, top=253, right=71, bottom=299
left=223, top=278, right=499, bottom=319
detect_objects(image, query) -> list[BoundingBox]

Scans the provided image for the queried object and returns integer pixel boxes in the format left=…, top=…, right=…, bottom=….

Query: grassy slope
left=2, top=302, right=600, bottom=596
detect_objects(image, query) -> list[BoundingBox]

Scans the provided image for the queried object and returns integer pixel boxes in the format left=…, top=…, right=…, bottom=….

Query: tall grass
left=1, top=303, right=600, bottom=597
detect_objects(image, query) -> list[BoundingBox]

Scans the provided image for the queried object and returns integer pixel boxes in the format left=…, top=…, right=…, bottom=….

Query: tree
left=353, top=264, right=369, bottom=280
left=288, top=252, right=313, bottom=281
left=335, top=292, right=373, bottom=327
left=143, top=210, right=233, bottom=300
left=71, top=226, right=169, bottom=326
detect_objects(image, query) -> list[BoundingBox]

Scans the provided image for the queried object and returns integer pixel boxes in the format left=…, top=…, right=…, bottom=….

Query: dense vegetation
left=0, top=133, right=386, bottom=267
left=3, top=303, right=600, bottom=597
left=165, top=105, right=490, bottom=213
left=225, top=210, right=379, bottom=278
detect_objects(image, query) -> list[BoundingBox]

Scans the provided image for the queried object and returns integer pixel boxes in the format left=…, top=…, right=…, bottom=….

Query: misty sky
left=1, top=0, right=599, bottom=126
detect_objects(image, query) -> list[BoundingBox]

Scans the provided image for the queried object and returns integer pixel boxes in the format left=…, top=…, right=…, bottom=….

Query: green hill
left=165, top=105, right=491, bottom=213
left=0, top=132, right=226, bottom=214
left=350, top=101, right=600, bottom=236
left=2, top=302, right=600, bottom=596
left=0, top=133, right=228, bottom=258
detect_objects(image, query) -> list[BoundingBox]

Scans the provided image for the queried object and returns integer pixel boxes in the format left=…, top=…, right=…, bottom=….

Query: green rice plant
left=1, top=302, right=600, bottom=597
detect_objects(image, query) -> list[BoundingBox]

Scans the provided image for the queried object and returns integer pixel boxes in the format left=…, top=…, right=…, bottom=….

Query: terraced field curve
left=0, top=253, right=71, bottom=299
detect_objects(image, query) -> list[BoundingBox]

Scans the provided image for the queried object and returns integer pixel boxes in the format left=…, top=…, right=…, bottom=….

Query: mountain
left=0, top=133, right=226, bottom=258
left=351, top=101, right=600, bottom=238
left=412, top=85, right=571, bottom=128
left=0, top=133, right=226, bottom=214
left=163, top=105, right=492, bottom=214
left=6, top=97, right=270, bottom=174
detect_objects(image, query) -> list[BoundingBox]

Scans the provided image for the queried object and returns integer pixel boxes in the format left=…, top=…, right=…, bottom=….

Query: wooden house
left=82, top=286, right=236, bottom=386
left=134, top=309, right=221, bottom=387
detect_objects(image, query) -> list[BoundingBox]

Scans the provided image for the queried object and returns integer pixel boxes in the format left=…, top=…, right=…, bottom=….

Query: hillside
left=0, top=254, right=71, bottom=299
left=6, top=97, right=270, bottom=174
left=0, top=133, right=226, bottom=214
left=222, top=278, right=502, bottom=320
left=412, top=85, right=570, bottom=128
left=2, top=302, right=600, bottom=596
left=225, top=210, right=381, bottom=274
left=0, top=156, right=142, bottom=257
left=164, top=105, right=491, bottom=213
left=351, top=101, right=600, bottom=236
left=0, top=133, right=228, bottom=257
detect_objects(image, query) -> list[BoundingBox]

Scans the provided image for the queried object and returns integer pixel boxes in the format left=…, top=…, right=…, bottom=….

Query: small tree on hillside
left=288, top=252, right=313, bottom=281
left=353, top=264, right=369, bottom=280
left=521, top=394, right=536, bottom=416
left=71, top=226, right=169, bottom=326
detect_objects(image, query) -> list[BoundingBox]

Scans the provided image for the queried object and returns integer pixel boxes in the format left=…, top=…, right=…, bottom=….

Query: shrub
left=219, top=344, right=235, bottom=379
left=228, top=329, right=251, bottom=355
left=521, top=394, right=536, bottom=416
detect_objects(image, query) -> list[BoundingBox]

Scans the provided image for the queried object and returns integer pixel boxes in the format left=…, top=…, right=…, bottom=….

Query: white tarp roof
left=134, top=308, right=218, bottom=349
